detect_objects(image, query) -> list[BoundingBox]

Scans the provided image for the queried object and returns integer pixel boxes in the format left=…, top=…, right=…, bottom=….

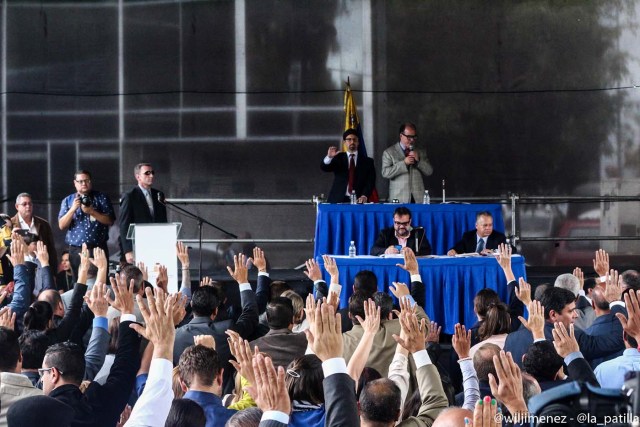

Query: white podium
left=127, top=223, right=182, bottom=293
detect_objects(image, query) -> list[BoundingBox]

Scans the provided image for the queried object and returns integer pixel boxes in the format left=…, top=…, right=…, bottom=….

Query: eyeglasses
left=401, top=133, right=418, bottom=140
left=344, top=137, right=358, bottom=142
left=38, top=367, right=63, bottom=377
left=18, top=202, right=33, bottom=206
left=143, top=170, right=155, bottom=176
left=75, top=179, right=91, bottom=185
left=394, top=221, right=410, bottom=226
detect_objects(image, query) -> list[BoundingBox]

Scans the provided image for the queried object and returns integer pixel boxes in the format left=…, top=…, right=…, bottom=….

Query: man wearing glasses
left=370, top=206, right=431, bottom=256
left=321, top=129, right=376, bottom=203
left=118, top=163, right=168, bottom=263
left=381, top=122, right=433, bottom=203
left=11, top=192, right=58, bottom=267
left=58, top=170, right=115, bottom=275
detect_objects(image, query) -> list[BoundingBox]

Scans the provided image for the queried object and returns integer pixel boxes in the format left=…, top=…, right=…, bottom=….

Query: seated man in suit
left=320, top=129, right=376, bottom=203
left=370, top=207, right=431, bottom=256
left=447, top=211, right=513, bottom=255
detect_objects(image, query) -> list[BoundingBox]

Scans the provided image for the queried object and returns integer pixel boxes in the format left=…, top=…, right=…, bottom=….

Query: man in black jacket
left=370, top=207, right=431, bottom=256
left=447, top=211, right=512, bottom=256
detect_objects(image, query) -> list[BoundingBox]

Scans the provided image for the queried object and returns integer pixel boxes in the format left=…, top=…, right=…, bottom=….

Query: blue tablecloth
left=314, top=203, right=505, bottom=258
left=317, top=255, right=526, bottom=334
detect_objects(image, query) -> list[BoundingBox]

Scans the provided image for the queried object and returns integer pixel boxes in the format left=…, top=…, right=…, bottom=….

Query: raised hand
left=593, top=249, right=610, bottom=277
left=194, top=334, right=216, bottom=349
left=156, top=265, right=168, bottom=293
left=227, top=329, right=257, bottom=386
left=616, top=290, right=640, bottom=343
left=466, top=396, right=501, bottom=427
left=426, top=321, right=442, bottom=344
left=200, top=276, right=213, bottom=287
left=572, top=267, right=584, bottom=290
left=251, top=247, right=267, bottom=273
left=78, top=243, right=91, bottom=284
left=304, top=300, right=343, bottom=361
left=35, top=241, right=49, bottom=267
left=488, top=351, right=528, bottom=419
left=90, top=247, right=108, bottom=272
left=514, top=278, right=532, bottom=306
left=129, top=287, right=176, bottom=360
left=604, top=269, right=622, bottom=303
left=355, top=299, right=381, bottom=335
left=396, top=247, right=418, bottom=275
left=551, top=322, right=579, bottom=358
left=8, top=238, right=27, bottom=266
left=451, top=323, right=471, bottom=358
left=0, top=307, right=16, bottom=330
left=168, top=292, right=187, bottom=326
left=327, top=146, right=338, bottom=158
left=392, top=311, right=427, bottom=354
left=303, top=258, right=322, bottom=282
left=108, top=273, right=135, bottom=315
left=84, top=282, right=110, bottom=318
left=177, top=241, right=190, bottom=268
left=227, top=254, right=249, bottom=284
left=322, top=254, right=339, bottom=284
left=389, top=282, right=410, bottom=299
left=252, top=354, right=290, bottom=414
left=137, top=261, right=149, bottom=282
left=518, top=300, right=544, bottom=340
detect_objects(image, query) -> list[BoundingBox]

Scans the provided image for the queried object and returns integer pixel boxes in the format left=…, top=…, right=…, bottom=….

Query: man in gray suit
left=381, top=122, right=433, bottom=203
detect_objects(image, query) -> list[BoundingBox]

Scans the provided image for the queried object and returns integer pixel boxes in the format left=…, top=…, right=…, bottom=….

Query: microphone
left=413, top=226, right=424, bottom=253
left=157, top=192, right=166, bottom=205
left=408, top=144, right=414, bottom=152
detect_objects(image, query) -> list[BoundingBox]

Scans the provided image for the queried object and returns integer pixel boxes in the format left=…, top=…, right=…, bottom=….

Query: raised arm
left=83, top=283, right=110, bottom=381
left=177, top=242, right=192, bottom=302
left=347, top=299, right=380, bottom=385
left=227, top=253, right=259, bottom=338
left=7, top=238, right=31, bottom=322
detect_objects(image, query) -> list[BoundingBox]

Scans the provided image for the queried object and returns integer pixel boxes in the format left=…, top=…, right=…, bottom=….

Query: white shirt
left=124, top=358, right=174, bottom=427
left=18, top=214, right=37, bottom=235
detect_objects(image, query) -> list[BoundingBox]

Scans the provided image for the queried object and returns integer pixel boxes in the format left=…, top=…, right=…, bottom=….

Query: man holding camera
left=58, top=170, right=115, bottom=276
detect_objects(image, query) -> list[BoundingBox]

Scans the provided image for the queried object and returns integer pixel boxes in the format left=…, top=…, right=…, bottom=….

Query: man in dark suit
left=585, top=285, right=623, bottom=367
left=119, top=162, right=168, bottom=263
left=321, top=129, right=376, bottom=203
left=447, top=211, right=513, bottom=255
left=503, top=287, right=625, bottom=368
left=370, top=206, right=431, bottom=256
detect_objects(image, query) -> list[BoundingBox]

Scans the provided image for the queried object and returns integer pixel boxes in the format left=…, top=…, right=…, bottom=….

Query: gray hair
left=15, top=193, right=31, bottom=204
left=553, top=273, right=580, bottom=297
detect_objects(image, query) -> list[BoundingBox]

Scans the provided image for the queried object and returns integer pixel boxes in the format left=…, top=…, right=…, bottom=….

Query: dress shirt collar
left=138, top=185, right=151, bottom=196
left=18, top=214, right=36, bottom=233
left=622, top=348, right=640, bottom=357
left=346, top=151, right=358, bottom=162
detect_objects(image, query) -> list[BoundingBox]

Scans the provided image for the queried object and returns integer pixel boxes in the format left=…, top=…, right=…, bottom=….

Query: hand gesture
left=0, top=307, right=16, bottom=330
left=572, top=267, right=584, bottom=290
left=227, top=254, right=249, bottom=284
left=156, top=265, right=168, bottom=293
left=593, top=249, right=610, bottom=277
left=514, top=278, right=532, bottom=307
left=519, top=300, right=544, bottom=340
left=327, top=291, right=340, bottom=312
left=78, top=244, right=91, bottom=283
left=194, top=334, right=216, bottom=349
left=452, top=323, right=471, bottom=359
left=169, top=292, right=187, bottom=326
left=496, top=243, right=512, bottom=271
left=392, top=311, right=427, bottom=354
left=304, top=258, right=322, bottom=282
left=426, top=321, right=442, bottom=344
left=488, top=351, right=528, bottom=418
left=396, top=247, right=418, bottom=275
left=227, top=329, right=257, bottom=386
left=355, top=299, right=380, bottom=335
left=304, top=300, right=343, bottom=361
left=389, top=282, right=410, bottom=299
left=35, top=241, right=49, bottom=267
left=327, top=146, right=338, bottom=158
left=137, top=262, right=149, bottom=282
left=604, top=269, right=622, bottom=303
left=447, top=249, right=458, bottom=256
left=251, top=247, right=267, bottom=273
left=385, top=246, right=400, bottom=255
left=322, top=254, right=339, bottom=283
left=616, top=290, right=640, bottom=343
left=176, top=241, right=190, bottom=268
left=551, top=322, right=579, bottom=358
left=466, top=396, right=501, bottom=427
left=251, top=354, right=290, bottom=414
left=8, top=238, right=27, bottom=266
left=90, top=247, right=108, bottom=272
left=356, top=196, right=368, bottom=204
left=83, top=282, right=110, bottom=318
left=130, top=288, right=176, bottom=359
left=108, top=273, right=135, bottom=315
left=200, top=276, right=213, bottom=287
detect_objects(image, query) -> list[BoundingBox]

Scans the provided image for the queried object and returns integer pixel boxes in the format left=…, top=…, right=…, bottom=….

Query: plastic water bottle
left=350, top=190, right=357, bottom=204
left=348, top=241, right=356, bottom=257
left=423, top=190, right=430, bottom=204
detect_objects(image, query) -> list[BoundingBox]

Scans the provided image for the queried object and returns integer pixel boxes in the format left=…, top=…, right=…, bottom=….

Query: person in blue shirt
left=58, top=170, right=115, bottom=277
left=594, top=330, right=640, bottom=389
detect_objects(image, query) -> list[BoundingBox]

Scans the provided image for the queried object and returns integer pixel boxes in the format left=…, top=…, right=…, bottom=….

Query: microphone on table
left=413, top=226, right=424, bottom=253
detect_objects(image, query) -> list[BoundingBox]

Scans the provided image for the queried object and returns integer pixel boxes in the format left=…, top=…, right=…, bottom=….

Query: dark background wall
left=2, top=0, right=639, bottom=270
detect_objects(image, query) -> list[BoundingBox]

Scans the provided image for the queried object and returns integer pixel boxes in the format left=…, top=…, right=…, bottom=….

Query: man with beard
left=370, top=207, right=431, bottom=256
left=321, top=129, right=376, bottom=203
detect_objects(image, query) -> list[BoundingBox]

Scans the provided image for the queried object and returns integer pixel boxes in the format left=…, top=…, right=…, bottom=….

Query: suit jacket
left=381, top=143, right=433, bottom=203
left=450, top=230, right=513, bottom=254
left=585, top=312, right=624, bottom=367
left=11, top=214, right=58, bottom=266
left=370, top=226, right=432, bottom=256
left=119, top=186, right=168, bottom=255
left=249, top=328, right=308, bottom=369
left=573, top=296, right=596, bottom=330
left=0, top=372, right=43, bottom=427
left=504, top=310, right=626, bottom=368
left=320, top=152, right=376, bottom=203
left=323, top=373, right=359, bottom=427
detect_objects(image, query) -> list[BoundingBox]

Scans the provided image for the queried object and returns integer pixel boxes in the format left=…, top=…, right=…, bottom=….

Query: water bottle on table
left=349, top=241, right=356, bottom=257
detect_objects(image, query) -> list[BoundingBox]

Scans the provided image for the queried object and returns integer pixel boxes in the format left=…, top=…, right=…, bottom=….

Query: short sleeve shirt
left=58, top=191, right=115, bottom=247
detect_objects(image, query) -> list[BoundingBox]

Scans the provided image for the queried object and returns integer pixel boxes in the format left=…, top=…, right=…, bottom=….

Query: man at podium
left=119, top=162, right=168, bottom=263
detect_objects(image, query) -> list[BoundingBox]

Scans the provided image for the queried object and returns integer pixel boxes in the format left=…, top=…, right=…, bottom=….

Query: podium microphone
left=413, top=226, right=424, bottom=253
left=157, top=192, right=166, bottom=205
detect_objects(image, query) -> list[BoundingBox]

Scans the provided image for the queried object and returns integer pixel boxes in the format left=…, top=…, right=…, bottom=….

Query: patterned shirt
left=58, top=191, right=115, bottom=247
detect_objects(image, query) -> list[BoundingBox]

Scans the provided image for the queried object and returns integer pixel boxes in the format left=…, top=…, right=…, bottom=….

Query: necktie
left=404, top=147, right=410, bottom=157
left=476, top=239, right=485, bottom=253
left=348, top=154, right=355, bottom=194
left=144, top=190, right=154, bottom=218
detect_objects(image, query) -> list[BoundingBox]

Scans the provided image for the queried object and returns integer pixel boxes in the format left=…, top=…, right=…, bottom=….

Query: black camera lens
left=80, top=194, right=92, bottom=207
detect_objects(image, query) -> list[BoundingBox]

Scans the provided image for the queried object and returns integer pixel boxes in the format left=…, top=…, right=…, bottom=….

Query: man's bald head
left=433, top=408, right=473, bottom=427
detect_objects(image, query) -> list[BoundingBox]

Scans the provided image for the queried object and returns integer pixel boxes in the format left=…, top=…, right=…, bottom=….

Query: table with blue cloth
left=317, top=255, right=526, bottom=334
left=314, top=203, right=506, bottom=257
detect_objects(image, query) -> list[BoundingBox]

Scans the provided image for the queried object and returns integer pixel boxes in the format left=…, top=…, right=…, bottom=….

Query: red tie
left=404, top=147, right=410, bottom=157
left=348, top=154, right=355, bottom=193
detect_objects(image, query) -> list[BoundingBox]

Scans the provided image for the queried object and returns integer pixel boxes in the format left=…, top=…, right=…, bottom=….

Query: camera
left=14, top=229, right=38, bottom=245
left=80, top=194, right=93, bottom=207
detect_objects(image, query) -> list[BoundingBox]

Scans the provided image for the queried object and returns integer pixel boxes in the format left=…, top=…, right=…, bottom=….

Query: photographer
left=58, top=170, right=115, bottom=277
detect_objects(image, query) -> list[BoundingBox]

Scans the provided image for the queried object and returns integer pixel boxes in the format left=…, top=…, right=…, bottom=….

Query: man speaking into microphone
left=119, top=162, right=168, bottom=263
left=381, top=122, right=433, bottom=203
left=370, top=207, right=431, bottom=256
